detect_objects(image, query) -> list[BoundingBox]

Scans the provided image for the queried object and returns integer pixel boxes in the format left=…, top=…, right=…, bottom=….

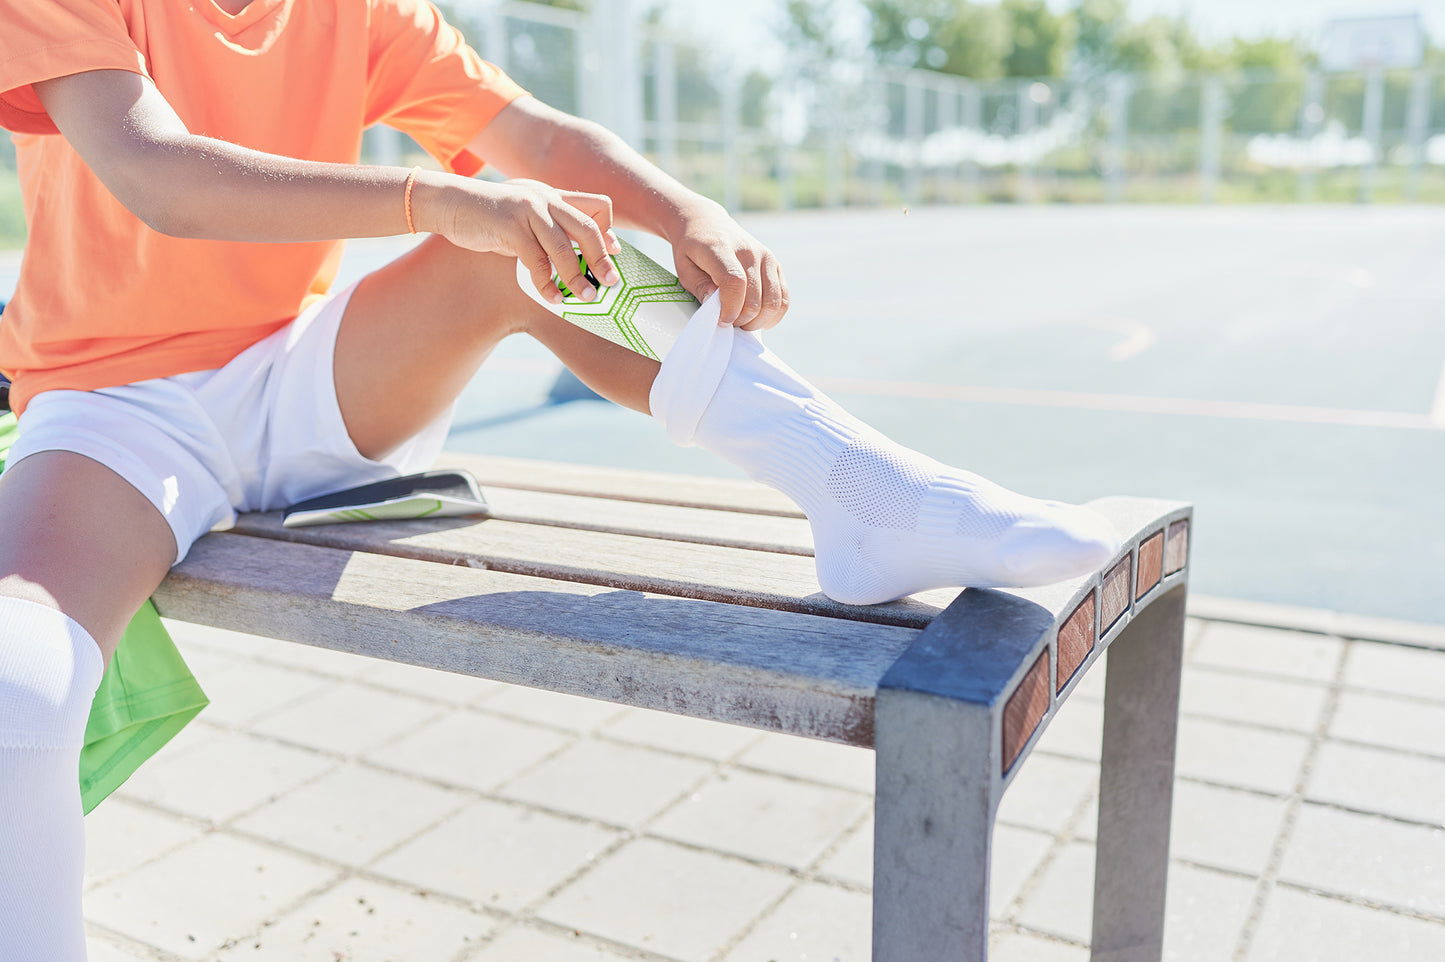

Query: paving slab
left=74, top=616, right=1445, bottom=962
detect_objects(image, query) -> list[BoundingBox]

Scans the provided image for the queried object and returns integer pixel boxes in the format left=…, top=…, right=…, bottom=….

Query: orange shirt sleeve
left=365, top=0, right=527, bottom=176
left=0, top=0, right=148, bottom=134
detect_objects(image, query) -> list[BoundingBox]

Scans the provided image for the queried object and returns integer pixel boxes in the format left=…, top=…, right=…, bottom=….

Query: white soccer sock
left=0, top=597, right=104, bottom=962
left=651, top=297, right=1122, bottom=605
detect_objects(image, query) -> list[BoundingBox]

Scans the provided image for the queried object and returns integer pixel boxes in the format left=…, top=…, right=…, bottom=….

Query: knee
left=0, top=597, right=103, bottom=751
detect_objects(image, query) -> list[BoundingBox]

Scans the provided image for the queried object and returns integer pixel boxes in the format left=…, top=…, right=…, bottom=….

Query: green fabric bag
left=0, top=411, right=208, bottom=814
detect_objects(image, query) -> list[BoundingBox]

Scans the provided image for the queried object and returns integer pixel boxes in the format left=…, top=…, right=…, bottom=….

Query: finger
left=521, top=241, right=564, bottom=304
left=743, top=255, right=788, bottom=331
left=537, top=219, right=597, bottom=302
left=554, top=204, right=618, bottom=288
left=560, top=190, right=620, bottom=259
left=734, top=252, right=764, bottom=329
left=675, top=257, right=717, bottom=303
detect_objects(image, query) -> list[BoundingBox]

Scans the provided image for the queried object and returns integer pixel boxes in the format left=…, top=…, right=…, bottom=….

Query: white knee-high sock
left=651, top=296, right=1122, bottom=605
left=0, top=597, right=104, bottom=962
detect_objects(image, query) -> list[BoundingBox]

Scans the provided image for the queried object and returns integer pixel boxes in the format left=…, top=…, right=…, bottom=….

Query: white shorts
left=5, top=282, right=451, bottom=564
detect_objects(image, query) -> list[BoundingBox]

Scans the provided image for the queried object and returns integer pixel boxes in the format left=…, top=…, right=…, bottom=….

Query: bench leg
left=1091, top=584, right=1186, bottom=962
left=874, top=690, right=995, bottom=961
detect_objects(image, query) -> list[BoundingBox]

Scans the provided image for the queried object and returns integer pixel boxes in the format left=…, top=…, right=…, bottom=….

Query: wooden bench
left=150, top=452, right=1192, bottom=962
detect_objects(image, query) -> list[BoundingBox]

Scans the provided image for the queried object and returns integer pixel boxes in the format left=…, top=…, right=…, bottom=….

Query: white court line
left=482, top=358, right=1442, bottom=431
left=809, top=375, right=1442, bottom=432
left=1432, top=352, right=1445, bottom=428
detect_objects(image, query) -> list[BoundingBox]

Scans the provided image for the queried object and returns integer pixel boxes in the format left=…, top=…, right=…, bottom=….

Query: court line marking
left=810, top=375, right=1441, bottom=432
left=481, top=358, right=1442, bottom=431
left=1431, top=351, right=1445, bottom=428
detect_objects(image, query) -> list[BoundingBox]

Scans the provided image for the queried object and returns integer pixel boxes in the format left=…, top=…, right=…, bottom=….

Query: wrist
left=406, top=169, right=455, bottom=236
left=651, top=191, right=726, bottom=244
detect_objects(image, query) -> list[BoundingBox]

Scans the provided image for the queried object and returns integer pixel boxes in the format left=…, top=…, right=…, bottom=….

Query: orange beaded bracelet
left=403, top=166, right=421, bottom=234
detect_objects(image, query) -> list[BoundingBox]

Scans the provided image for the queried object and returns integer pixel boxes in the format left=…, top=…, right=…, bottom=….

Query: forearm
left=124, top=135, right=426, bottom=241
left=473, top=101, right=721, bottom=244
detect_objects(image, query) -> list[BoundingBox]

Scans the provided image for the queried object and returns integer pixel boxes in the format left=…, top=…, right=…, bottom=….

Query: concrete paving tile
left=1277, top=803, right=1445, bottom=916
left=649, top=768, right=871, bottom=870
left=721, top=882, right=871, bottom=962
left=84, top=797, right=206, bottom=890
left=500, top=737, right=712, bottom=827
left=116, top=729, right=336, bottom=822
left=1329, top=689, right=1445, bottom=759
left=84, top=833, right=338, bottom=961
left=599, top=706, right=763, bottom=760
left=1247, top=887, right=1445, bottom=962
left=177, top=649, right=333, bottom=728
left=1175, top=717, right=1309, bottom=795
left=994, top=930, right=1086, bottom=959
left=997, top=753, right=1097, bottom=836
left=736, top=731, right=875, bottom=794
left=1167, top=782, right=1289, bottom=877
left=249, top=681, right=443, bottom=757
left=213, top=876, right=494, bottom=961
left=1179, top=667, right=1329, bottom=733
left=1306, top=741, right=1445, bottom=826
left=214, top=634, right=375, bottom=679
left=816, top=813, right=872, bottom=888
left=1343, top=642, right=1445, bottom=702
left=989, top=930, right=1090, bottom=962
left=232, top=763, right=469, bottom=866
left=1190, top=623, right=1344, bottom=683
left=83, top=935, right=155, bottom=962
left=1159, top=863, right=1257, bottom=961
left=990, top=825, right=1055, bottom=916
left=481, top=685, right=631, bottom=733
left=1016, top=843, right=1254, bottom=958
left=370, top=798, right=619, bottom=911
left=364, top=708, right=571, bottom=792
left=1033, top=696, right=1103, bottom=762
left=537, top=838, right=793, bottom=962
left=356, top=657, right=509, bottom=705
left=471, top=925, right=638, bottom=961
left=1014, top=841, right=1094, bottom=943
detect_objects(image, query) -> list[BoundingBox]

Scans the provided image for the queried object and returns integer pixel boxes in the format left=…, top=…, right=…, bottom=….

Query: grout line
left=1230, top=636, right=1350, bottom=961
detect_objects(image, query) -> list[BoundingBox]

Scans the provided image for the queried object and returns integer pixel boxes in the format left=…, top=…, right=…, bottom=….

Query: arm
left=470, top=97, right=789, bottom=330
left=33, top=69, right=616, bottom=304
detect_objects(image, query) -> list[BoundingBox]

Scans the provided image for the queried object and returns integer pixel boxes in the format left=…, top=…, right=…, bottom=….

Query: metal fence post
left=1198, top=76, right=1224, bottom=203
left=960, top=79, right=981, bottom=202
left=653, top=37, right=679, bottom=176
left=1405, top=68, right=1432, bottom=201
left=722, top=75, right=742, bottom=212
left=904, top=73, right=924, bottom=206
left=1360, top=66, right=1385, bottom=203
left=1106, top=74, right=1131, bottom=203
left=1297, top=70, right=1324, bottom=201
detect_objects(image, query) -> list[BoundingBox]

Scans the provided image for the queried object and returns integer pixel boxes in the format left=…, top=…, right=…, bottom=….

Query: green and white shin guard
left=520, top=242, right=1121, bottom=606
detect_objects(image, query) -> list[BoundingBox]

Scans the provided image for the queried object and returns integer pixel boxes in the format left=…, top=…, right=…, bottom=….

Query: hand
left=667, top=201, right=790, bottom=331
left=426, top=176, right=623, bottom=304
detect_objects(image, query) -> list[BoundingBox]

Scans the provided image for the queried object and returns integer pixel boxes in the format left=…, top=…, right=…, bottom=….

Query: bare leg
left=333, top=237, right=659, bottom=461
left=0, top=452, right=177, bottom=962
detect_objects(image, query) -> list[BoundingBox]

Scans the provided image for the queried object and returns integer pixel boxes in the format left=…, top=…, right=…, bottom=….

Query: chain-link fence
left=4, top=1, right=1442, bottom=248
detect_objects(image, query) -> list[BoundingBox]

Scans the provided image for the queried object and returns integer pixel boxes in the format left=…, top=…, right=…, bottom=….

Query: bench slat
left=156, top=533, right=918, bottom=745
left=437, top=453, right=805, bottom=518
left=229, top=511, right=958, bottom=629
left=456, top=485, right=814, bottom=555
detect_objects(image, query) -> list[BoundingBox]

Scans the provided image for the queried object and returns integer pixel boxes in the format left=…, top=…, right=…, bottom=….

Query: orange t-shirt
left=0, top=0, right=526, bottom=415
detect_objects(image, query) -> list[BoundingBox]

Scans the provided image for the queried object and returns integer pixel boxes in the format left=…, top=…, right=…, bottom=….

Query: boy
left=0, top=0, right=1117, bottom=956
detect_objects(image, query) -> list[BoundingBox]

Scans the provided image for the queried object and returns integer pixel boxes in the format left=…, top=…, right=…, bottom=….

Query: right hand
left=423, top=176, right=623, bottom=304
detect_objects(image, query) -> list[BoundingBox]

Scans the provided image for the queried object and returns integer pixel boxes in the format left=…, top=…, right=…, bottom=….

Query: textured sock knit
left=0, top=597, right=104, bottom=962
left=650, top=298, right=1122, bottom=605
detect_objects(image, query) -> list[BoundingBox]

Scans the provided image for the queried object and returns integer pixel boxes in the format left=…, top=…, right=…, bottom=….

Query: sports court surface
left=338, top=204, right=1445, bottom=626
left=3, top=204, right=1442, bottom=623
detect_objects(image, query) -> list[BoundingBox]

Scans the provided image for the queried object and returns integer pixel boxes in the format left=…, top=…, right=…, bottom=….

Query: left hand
left=666, top=201, right=789, bottom=331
